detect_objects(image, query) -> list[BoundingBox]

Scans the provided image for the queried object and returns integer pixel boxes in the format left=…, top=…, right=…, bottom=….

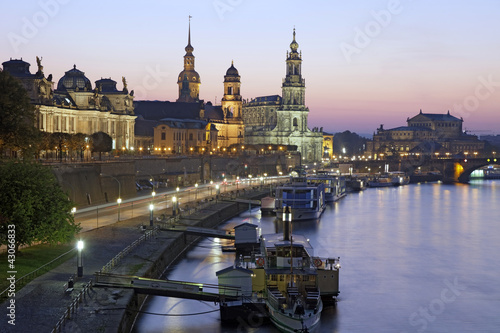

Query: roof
left=134, top=119, right=157, bottom=137
left=409, top=112, right=462, bottom=122
left=57, top=65, right=92, bottom=91
left=134, top=100, right=202, bottom=120
left=246, top=95, right=282, bottom=105
left=204, top=103, right=224, bottom=120
left=234, top=222, right=258, bottom=229
left=216, top=266, right=253, bottom=276
left=156, top=118, right=215, bottom=130
left=95, top=78, right=118, bottom=92
left=389, top=126, right=432, bottom=131
left=2, top=59, right=33, bottom=77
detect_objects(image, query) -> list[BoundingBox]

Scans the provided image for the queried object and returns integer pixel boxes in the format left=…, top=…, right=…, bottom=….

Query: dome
left=56, top=65, right=92, bottom=91
left=177, top=69, right=200, bottom=84
left=225, top=61, right=239, bottom=76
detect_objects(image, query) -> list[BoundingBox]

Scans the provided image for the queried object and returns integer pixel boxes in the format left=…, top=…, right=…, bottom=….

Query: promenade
left=0, top=181, right=275, bottom=333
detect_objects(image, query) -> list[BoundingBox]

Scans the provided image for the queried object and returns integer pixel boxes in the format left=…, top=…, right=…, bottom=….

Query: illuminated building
left=242, top=29, right=323, bottom=162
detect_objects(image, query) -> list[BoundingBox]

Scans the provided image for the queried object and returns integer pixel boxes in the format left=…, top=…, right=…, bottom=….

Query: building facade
left=242, top=30, right=323, bottom=162
left=367, top=110, right=485, bottom=156
left=135, top=21, right=243, bottom=152
left=2, top=58, right=136, bottom=151
left=152, top=119, right=217, bottom=154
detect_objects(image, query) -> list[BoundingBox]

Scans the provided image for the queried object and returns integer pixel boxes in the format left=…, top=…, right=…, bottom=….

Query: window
left=228, top=86, right=233, bottom=95
left=293, top=118, right=298, bottom=126
left=161, top=133, right=166, bottom=140
left=189, top=133, right=193, bottom=141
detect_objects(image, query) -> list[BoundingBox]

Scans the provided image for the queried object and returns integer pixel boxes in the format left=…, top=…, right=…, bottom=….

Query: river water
left=133, top=180, right=500, bottom=333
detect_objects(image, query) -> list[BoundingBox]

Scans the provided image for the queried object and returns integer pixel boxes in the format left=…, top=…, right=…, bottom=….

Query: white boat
left=261, top=214, right=340, bottom=332
left=306, top=174, right=346, bottom=202
left=275, top=178, right=326, bottom=220
left=216, top=216, right=341, bottom=331
left=389, top=171, right=410, bottom=186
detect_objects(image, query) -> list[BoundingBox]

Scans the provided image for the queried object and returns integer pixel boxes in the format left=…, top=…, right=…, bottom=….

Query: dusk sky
left=2, top=0, right=499, bottom=136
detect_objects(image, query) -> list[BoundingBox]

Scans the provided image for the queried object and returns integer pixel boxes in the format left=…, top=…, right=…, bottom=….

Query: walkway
left=0, top=184, right=273, bottom=333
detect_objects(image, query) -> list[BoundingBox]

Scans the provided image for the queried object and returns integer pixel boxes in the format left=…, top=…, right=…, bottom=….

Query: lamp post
left=101, top=173, right=121, bottom=221
left=195, top=183, right=198, bottom=201
left=71, top=207, right=77, bottom=216
left=77, top=240, right=84, bottom=277
left=117, top=198, right=122, bottom=221
left=149, top=203, right=154, bottom=226
left=210, top=180, right=213, bottom=196
left=216, top=184, right=220, bottom=202
left=172, top=196, right=178, bottom=216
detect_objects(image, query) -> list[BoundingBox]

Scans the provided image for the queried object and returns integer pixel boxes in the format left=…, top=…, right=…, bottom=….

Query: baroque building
left=242, top=29, right=323, bottom=162
left=367, top=110, right=485, bottom=156
left=2, top=57, right=136, bottom=150
left=135, top=19, right=243, bottom=153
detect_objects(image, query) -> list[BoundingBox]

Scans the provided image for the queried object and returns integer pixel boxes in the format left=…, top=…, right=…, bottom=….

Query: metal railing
left=0, top=248, right=76, bottom=299
left=99, top=227, right=160, bottom=274
left=51, top=279, right=93, bottom=333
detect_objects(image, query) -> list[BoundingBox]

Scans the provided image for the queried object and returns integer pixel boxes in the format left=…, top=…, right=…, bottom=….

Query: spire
left=185, top=15, right=194, bottom=55
left=188, top=15, right=191, bottom=45
left=289, top=27, right=299, bottom=53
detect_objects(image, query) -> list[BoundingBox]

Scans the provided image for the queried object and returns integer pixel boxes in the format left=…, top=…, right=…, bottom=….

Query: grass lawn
left=0, top=243, right=76, bottom=300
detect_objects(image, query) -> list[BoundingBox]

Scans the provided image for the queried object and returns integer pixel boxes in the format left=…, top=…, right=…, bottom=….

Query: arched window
left=228, top=86, right=233, bottom=95
left=293, top=118, right=298, bottom=127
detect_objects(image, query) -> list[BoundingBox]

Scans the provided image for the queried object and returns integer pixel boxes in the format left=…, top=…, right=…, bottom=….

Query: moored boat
left=275, top=178, right=326, bottom=221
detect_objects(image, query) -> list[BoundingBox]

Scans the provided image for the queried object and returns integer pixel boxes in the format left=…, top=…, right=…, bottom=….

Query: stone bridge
left=351, top=156, right=498, bottom=183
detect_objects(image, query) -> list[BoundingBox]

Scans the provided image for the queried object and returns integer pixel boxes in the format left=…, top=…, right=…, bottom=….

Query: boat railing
left=311, top=256, right=341, bottom=270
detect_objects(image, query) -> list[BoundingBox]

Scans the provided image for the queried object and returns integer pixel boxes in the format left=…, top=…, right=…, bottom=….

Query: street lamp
left=172, top=196, right=178, bottom=216
left=101, top=173, right=121, bottom=221
left=71, top=207, right=76, bottom=216
left=149, top=203, right=154, bottom=226
left=117, top=198, right=122, bottom=221
left=210, top=180, right=213, bottom=196
left=195, top=183, right=198, bottom=200
left=216, top=184, right=220, bottom=202
left=77, top=240, right=84, bottom=277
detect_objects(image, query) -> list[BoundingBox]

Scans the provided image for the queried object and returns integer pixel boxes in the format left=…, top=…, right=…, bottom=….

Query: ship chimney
left=282, top=206, right=292, bottom=241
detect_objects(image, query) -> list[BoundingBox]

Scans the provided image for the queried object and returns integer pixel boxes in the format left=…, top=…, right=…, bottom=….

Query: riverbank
left=0, top=190, right=268, bottom=333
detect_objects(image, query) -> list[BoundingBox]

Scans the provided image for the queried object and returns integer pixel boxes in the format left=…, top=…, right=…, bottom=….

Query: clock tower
left=177, top=17, right=201, bottom=103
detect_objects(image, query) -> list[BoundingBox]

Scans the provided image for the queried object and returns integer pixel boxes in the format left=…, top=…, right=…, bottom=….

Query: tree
left=91, top=131, right=112, bottom=160
left=0, top=161, right=81, bottom=251
left=333, top=131, right=368, bottom=156
left=0, top=69, right=40, bottom=157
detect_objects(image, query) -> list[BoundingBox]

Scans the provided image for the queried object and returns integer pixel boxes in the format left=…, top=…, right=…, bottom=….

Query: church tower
left=177, top=17, right=200, bottom=103
left=221, top=61, right=242, bottom=119
left=282, top=28, right=305, bottom=106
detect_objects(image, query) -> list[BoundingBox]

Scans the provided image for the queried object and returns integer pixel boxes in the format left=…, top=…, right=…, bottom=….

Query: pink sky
left=1, top=0, right=499, bottom=136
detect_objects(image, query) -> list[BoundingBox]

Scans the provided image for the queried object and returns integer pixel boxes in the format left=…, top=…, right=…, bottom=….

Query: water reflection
left=134, top=181, right=500, bottom=333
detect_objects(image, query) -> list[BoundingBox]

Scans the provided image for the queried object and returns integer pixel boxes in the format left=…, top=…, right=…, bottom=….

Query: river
left=133, top=180, right=499, bottom=333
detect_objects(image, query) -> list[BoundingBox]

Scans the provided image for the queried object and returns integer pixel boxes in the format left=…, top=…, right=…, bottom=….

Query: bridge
left=94, top=272, right=241, bottom=302
left=350, top=156, right=498, bottom=183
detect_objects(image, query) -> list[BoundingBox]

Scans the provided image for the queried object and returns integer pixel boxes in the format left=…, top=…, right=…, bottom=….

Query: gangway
left=159, top=225, right=235, bottom=240
left=94, top=272, right=241, bottom=302
left=232, top=198, right=262, bottom=205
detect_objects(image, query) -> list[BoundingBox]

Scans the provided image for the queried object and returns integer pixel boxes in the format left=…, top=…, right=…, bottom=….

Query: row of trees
left=38, top=131, right=112, bottom=161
